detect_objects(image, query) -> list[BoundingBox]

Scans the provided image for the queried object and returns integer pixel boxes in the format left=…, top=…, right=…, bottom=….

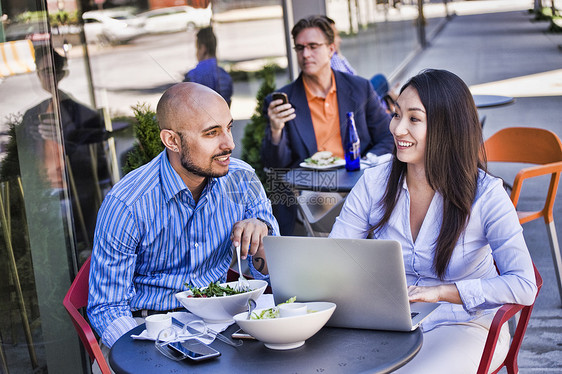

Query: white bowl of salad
left=175, top=280, right=268, bottom=323
left=233, top=300, right=336, bottom=350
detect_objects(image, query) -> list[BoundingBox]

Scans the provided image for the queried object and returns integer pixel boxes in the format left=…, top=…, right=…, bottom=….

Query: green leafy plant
left=50, top=10, right=80, bottom=27
left=13, top=10, right=80, bottom=26
left=228, top=62, right=284, bottom=82
left=14, top=11, right=46, bottom=23
left=0, top=114, right=40, bottom=322
left=122, top=103, right=164, bottom=174
left=240, top=64, right=277, bottom=190
left=0, top=115, right=22, bottom=181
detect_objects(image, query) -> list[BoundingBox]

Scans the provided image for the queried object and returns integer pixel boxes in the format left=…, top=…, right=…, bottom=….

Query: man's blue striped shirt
left=87, top=151, right=278, bottom=346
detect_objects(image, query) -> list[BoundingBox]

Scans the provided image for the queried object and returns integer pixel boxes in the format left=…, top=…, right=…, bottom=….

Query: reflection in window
left=17, top=46, right=110, bottom=253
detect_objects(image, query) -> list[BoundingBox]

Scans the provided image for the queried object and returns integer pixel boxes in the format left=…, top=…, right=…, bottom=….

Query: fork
left=235, top=245, right=251, bottom=292
left=207, top=327, right=243, bottom=347
left=171, top=317, right=242, bottom=347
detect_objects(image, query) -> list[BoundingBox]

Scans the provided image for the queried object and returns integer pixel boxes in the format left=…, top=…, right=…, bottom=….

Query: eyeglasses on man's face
left=293, top=43, right=327, bottom=53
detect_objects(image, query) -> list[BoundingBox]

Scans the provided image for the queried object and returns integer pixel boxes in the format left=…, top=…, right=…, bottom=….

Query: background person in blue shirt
left=87, top=83, right=278, bottom=358
left=183, top=27, right=233, bottom=107
left=323, top=16, right=356, bottom=75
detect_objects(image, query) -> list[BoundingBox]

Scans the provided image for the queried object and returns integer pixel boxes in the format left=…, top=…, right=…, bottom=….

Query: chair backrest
left=62, top=257, right=111, bottom=374
left=478, top=263, right=543, bottom=374
left=484, top=127, right=562, bottom=165
left=484, top=127, right=562, bottom=223
left=298, top=191, right=345, bottom=235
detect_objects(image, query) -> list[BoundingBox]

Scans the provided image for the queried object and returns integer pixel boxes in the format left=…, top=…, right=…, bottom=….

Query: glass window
left=0, top=0, right=441, bottom=372
left=0, top=0, right=108, bottom=372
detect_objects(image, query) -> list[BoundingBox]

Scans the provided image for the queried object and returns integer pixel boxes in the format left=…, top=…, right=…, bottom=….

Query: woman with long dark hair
left=330, top=69, right=537, bottom=372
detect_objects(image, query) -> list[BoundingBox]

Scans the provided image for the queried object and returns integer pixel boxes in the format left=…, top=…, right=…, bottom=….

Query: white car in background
left=137, top=6, right=212, bottom=34
left=82, top=10, right=145, bottom=45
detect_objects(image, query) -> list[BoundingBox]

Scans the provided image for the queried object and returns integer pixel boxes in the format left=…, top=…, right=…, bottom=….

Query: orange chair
left=477, top=263, right=543, bottom=374
left=484, top=127, right=562, bottom=303
left=63, top=257, right=111, bottom=374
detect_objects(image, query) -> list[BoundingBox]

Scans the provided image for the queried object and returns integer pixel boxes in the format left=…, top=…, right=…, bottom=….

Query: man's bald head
left=157, top=82, right=228, bottom=132
left=157, top=82, right=235, bottom=185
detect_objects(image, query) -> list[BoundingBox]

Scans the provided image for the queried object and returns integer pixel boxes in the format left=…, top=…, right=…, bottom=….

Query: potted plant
left=122, top=103, right=164, bottom=174
left=240, top=64, right=277, bottom=191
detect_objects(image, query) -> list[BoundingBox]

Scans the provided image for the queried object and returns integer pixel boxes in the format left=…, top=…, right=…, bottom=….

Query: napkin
left=131, top=311, right=233, bottom=345
left=361, top=152, right=392, bottom=168
left=255, top=293, right=275, bottom=309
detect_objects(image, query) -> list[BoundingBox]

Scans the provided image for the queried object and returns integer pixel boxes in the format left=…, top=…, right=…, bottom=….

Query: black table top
left=283, top=167, right=364, bottom=193
left=110, top=324, right=422, bottom=374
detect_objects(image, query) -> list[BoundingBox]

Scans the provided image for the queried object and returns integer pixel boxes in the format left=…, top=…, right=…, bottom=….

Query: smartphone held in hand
left=272, top=92, right=288, bottom=105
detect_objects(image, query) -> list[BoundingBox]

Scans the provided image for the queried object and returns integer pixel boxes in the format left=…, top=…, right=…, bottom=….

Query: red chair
left=63, top=257, right=111, bottom=374
left=477, top=263, right=543, bottom=374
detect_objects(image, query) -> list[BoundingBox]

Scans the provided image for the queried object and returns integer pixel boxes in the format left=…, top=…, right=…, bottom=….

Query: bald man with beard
left=87, top=83, right=279, bottom=363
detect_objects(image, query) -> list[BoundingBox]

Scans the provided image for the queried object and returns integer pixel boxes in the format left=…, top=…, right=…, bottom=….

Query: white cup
left=145, top=314, right=172, bottom=339
left=278, top=303, right=308, bottom=318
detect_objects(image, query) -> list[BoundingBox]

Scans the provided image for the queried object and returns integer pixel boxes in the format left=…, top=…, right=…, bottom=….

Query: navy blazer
left=262, top=70, right=394, bottom=168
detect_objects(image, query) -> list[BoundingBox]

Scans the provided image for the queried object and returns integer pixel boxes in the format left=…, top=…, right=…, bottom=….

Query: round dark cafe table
left=110, top=323, right=423, bottom=374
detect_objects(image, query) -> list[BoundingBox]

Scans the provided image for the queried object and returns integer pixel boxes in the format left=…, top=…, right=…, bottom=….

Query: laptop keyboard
left=411, top=312, right=419, bottom=319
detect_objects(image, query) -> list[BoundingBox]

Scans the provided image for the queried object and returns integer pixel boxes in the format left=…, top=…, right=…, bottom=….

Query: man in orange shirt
left=261, top=15, right=393, bottom=235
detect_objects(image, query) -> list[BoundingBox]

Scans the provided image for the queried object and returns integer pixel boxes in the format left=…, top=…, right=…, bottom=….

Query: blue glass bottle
left=344, top=112, right=361, bottom=171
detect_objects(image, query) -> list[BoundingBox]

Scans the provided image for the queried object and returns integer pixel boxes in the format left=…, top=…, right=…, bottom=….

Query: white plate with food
left=175, top=280, right=268, bottom=323
left=300, top=151, right=345, bottom=170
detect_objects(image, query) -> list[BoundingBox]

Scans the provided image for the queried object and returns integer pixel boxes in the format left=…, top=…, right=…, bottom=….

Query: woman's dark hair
left=291, top=15, right=334, bottom=44
left=196, top=26, right=217, bottom=57
left=372, top=69, right=486, bottom=278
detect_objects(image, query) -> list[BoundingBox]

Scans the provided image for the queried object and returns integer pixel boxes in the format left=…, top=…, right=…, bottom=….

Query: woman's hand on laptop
left=408, top=284, right=462, bottom=304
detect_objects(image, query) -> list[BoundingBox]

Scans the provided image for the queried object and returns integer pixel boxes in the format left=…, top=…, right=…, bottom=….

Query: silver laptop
left=263, top=236, right=439, bottom=331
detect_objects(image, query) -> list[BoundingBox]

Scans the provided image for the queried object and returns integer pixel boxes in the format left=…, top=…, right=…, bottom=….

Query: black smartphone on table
left=167, top=340, right=221, bottom=361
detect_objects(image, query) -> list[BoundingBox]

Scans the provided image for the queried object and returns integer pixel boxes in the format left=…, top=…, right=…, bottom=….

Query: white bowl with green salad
left=175, top=280, right=268, bottom=323
left=233, top=300, right=336, bottom=350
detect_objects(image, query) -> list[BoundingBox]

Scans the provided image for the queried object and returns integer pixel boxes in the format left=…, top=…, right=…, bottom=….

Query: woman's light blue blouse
left=330, top=161, right=537, bottom=331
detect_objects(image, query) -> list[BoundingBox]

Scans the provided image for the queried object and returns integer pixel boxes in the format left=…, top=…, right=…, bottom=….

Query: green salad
left=250, top=296, right=297, bottom=320
left=185, top=281, right=247, bottom=298
left=304, top=151, right=341, bottom=166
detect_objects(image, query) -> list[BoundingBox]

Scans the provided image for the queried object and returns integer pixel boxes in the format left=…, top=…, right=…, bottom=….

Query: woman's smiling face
left=389, top=85, right=428, bottom=168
